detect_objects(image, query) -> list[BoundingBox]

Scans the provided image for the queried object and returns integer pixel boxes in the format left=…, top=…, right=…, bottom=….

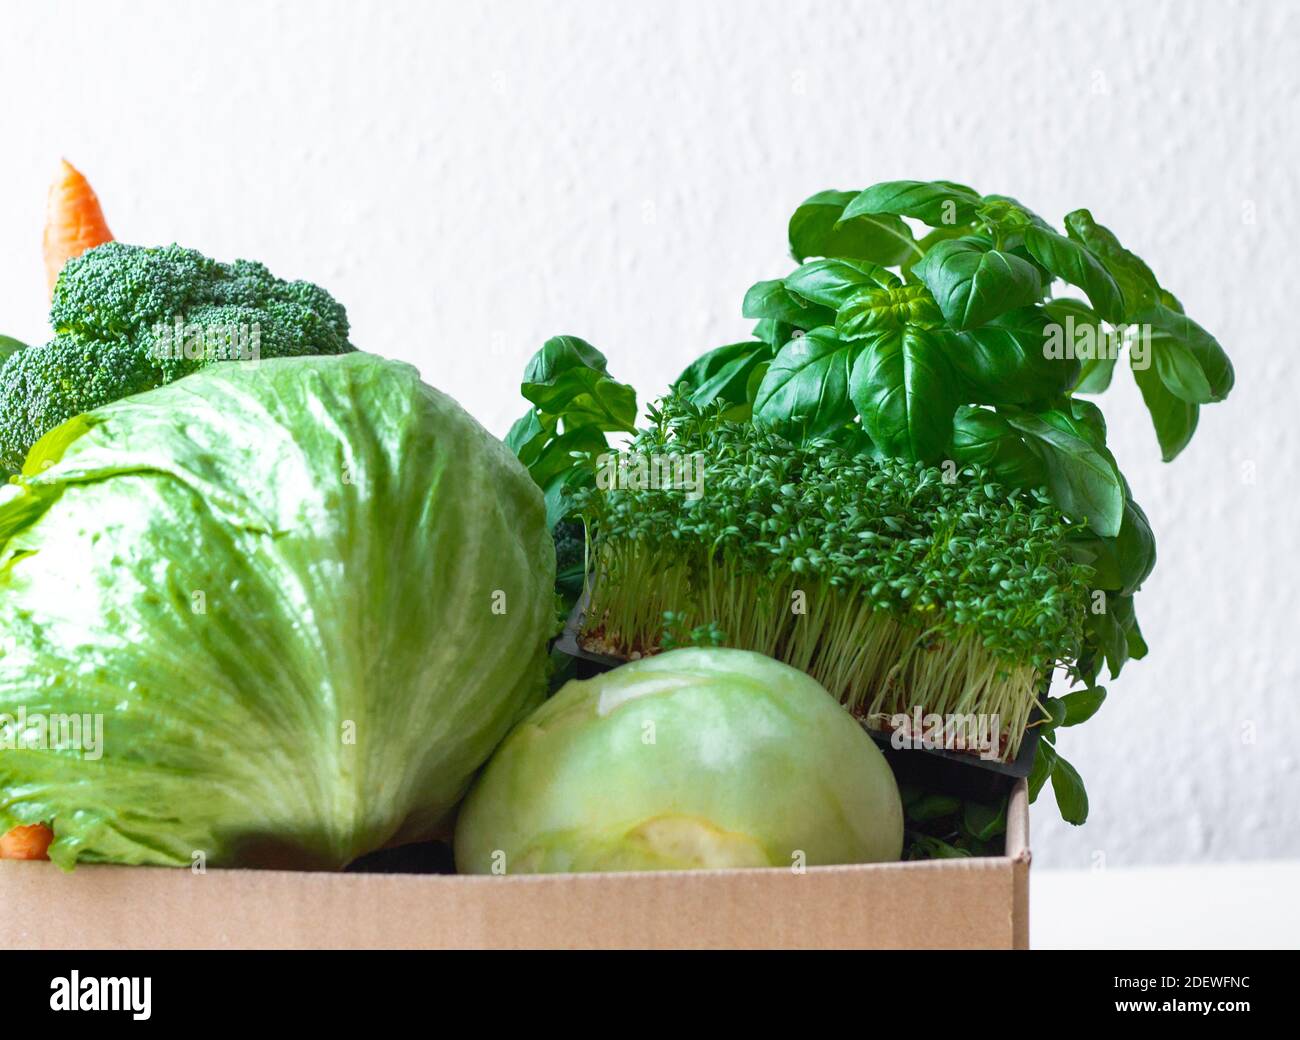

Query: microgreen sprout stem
left=575, top=392, right=1092, bottom=760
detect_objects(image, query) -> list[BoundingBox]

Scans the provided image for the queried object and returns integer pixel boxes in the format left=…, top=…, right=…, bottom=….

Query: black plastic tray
left=554, top=593, right=1042, bottom=802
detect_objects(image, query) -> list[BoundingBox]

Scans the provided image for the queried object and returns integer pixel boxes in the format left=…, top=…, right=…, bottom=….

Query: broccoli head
left=0, top=242, right=354, bottom=472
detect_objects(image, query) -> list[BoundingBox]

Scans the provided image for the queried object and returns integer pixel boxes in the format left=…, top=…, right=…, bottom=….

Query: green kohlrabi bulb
left=0, top=352, right=555, bottom=869
left=455, top=647, right=903, bottom=874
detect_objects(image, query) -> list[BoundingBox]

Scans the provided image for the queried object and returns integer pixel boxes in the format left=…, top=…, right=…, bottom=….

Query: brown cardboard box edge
left=1, top=781, right=1029, bottom=950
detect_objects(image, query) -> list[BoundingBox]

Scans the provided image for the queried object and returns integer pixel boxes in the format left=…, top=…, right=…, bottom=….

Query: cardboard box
left=0, top=781, right=1029, bottom=950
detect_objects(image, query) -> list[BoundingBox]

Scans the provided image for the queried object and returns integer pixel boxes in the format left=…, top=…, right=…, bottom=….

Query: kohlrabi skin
left=0, top=352, right=555, bottom=869
left=454, top=647, right=903, bottom=874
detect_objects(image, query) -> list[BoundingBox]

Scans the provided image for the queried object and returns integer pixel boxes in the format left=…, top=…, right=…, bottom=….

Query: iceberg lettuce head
left=0, top=353, right=555, bottom=869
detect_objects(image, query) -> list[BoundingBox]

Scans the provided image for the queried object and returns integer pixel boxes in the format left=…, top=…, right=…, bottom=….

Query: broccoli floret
left=553, top=519, right=586, bottom=576
left=0, top=243, right=353, bottom=472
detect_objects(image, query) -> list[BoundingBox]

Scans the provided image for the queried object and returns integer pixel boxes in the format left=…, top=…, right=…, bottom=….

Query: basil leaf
left=675, top=341, right=751, bottom=393
left=835, top=283, right=944, bottom=342
left=521, top=335, right=637, bottom=431
left=916, top=238, right=1043, bottom=330
left=1115, top=595, right=1148, bottom=660
left=1005, top=410, right=1124, bottom=536
left=527, top=425, right=610, bottom=490
left=900, top=224, right=974, bottom=281
left=848, top=321, right=958, bottom=464
left=681, top=342, right=773, bottom=409
left=961, top=799, right=1008, bottom=842
left=783, top=258, right=899, bottom=310
left=1153, top=337, right=1213, bottom=403
left=1058, top=686, right=1106, bottom=727
left=742, top=279, right=835, bottom=330
left=1028, top=739, right=1057, bottom=801
left=1133, top=355, right=1199, bottom=461
left=1043, top=298, right=1116, bottom=393
left=504, top=407, right=554, bottom=466
left=753, top=327, right=858, bottom=440
left=1115, top=493, right=1157, bottom=593
left=1064, top=209, right=1160, bottom=318
left=1024, top=226, right=1125, bottom=321
left=788, top=189, right=919, bottom=265
left=1050, top=752, right=1089, bottom=825
left=979, top=194, right=1052, bottom=233
left=843, top=179, right=983, bottom=228
left=1085, top=591, right=1139, bottom=679
left=1071, top=489, right=1156, bottom=595
left=949, top=406, right=1048, bottom=489
left=1141, top=302, right=1233, bottom=403
left=1068, top=397, right=1108, bottom=445
left=752, top=318, right=795, bottom=348
left=951, top=306, right=1079, bottom=406
left=907, top=793, right=962, bottom=822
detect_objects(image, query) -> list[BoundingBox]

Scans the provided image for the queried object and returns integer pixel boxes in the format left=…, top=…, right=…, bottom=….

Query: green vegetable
left=505, top=335, right=637, bottom=532
left=524, top=178, right=1236, bottom=827
left=0, top=353, right=555, bottom=869
left=574, top=393, right=1092, bottom=761
left=0, top=335, right=27, bottom=362
left=0, top=242, right=354, bottom=473
left=898, top=782, right=1009, bottom=859
left=454, top=648, right=904, bottom=873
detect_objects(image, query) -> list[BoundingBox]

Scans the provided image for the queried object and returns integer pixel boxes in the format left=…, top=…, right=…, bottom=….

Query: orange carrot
left=43, top=159, right=113, bottom=298
left=0, top=823, right=53, bottom=860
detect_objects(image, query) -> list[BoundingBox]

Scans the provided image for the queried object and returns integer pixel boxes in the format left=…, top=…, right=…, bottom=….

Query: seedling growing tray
left=554, top=595, right=1042, bottom=803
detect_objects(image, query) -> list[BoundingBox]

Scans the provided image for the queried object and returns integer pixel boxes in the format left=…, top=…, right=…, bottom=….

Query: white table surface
left=1031, top=860, right=1299, bottom=949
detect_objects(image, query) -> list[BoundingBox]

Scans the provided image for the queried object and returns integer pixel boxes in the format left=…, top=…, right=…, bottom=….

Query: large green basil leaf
left=753, top=318, right=795, bottom=348
left=1050, top=752, right=1089, bottom=825
left=1064, top=209, right=1160, bottom=318
left=1057, top=686, right=1106, bottom=727
left=753, top=326, right=858, bottom=439
left=676, top=341, right=774, bottom=408
left=1029, top=740, right=1057, bottom=802
left=916, top=238, right=1043, bottom=330
left=1132, top=355, right=1199, bottom=461
left=949, top=406, right=1048, bottom=489
left=1070, top=495, right=1156, bottom=596
left=1043, top=298, right=1116, bottom=393
left=1067, top=397, right=1108, bottom=447
left=951, top=306, right=1080, bottom=406
left=847, top=321, right=958, bottom=464
left=842, top=179, right=983, bottom=228
left=900, top=225, right=978, bottom=281
left=742, top=278, right=836, bottom=330
left=784, top=258, right=899, bottom=310
left=1005, top=410, right=1124, bottom=536
left=1085, top=592, right=1144, bottom=682
left=527, top=425, right=611, bottom=491
left=787, top=189, right=919, bottom=265
left=504, top=407, right=555, bottom=467
left=1024, top=226, right=1125, bottom=321
left=1115, top=594, right=1148, bottom=661
left=675, top=340, right=753, bottom=394
left=521, top=335, right=637, bottom=432
left=1139, top=302, right=1234, bottom=403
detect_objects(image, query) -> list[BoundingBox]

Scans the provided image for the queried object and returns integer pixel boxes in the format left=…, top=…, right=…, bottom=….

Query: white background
left=1, top=0, right=1295, bottom=871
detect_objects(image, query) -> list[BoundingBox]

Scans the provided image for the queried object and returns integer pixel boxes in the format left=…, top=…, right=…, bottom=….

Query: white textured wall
left=1, top=0, right=1295, bottom=868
